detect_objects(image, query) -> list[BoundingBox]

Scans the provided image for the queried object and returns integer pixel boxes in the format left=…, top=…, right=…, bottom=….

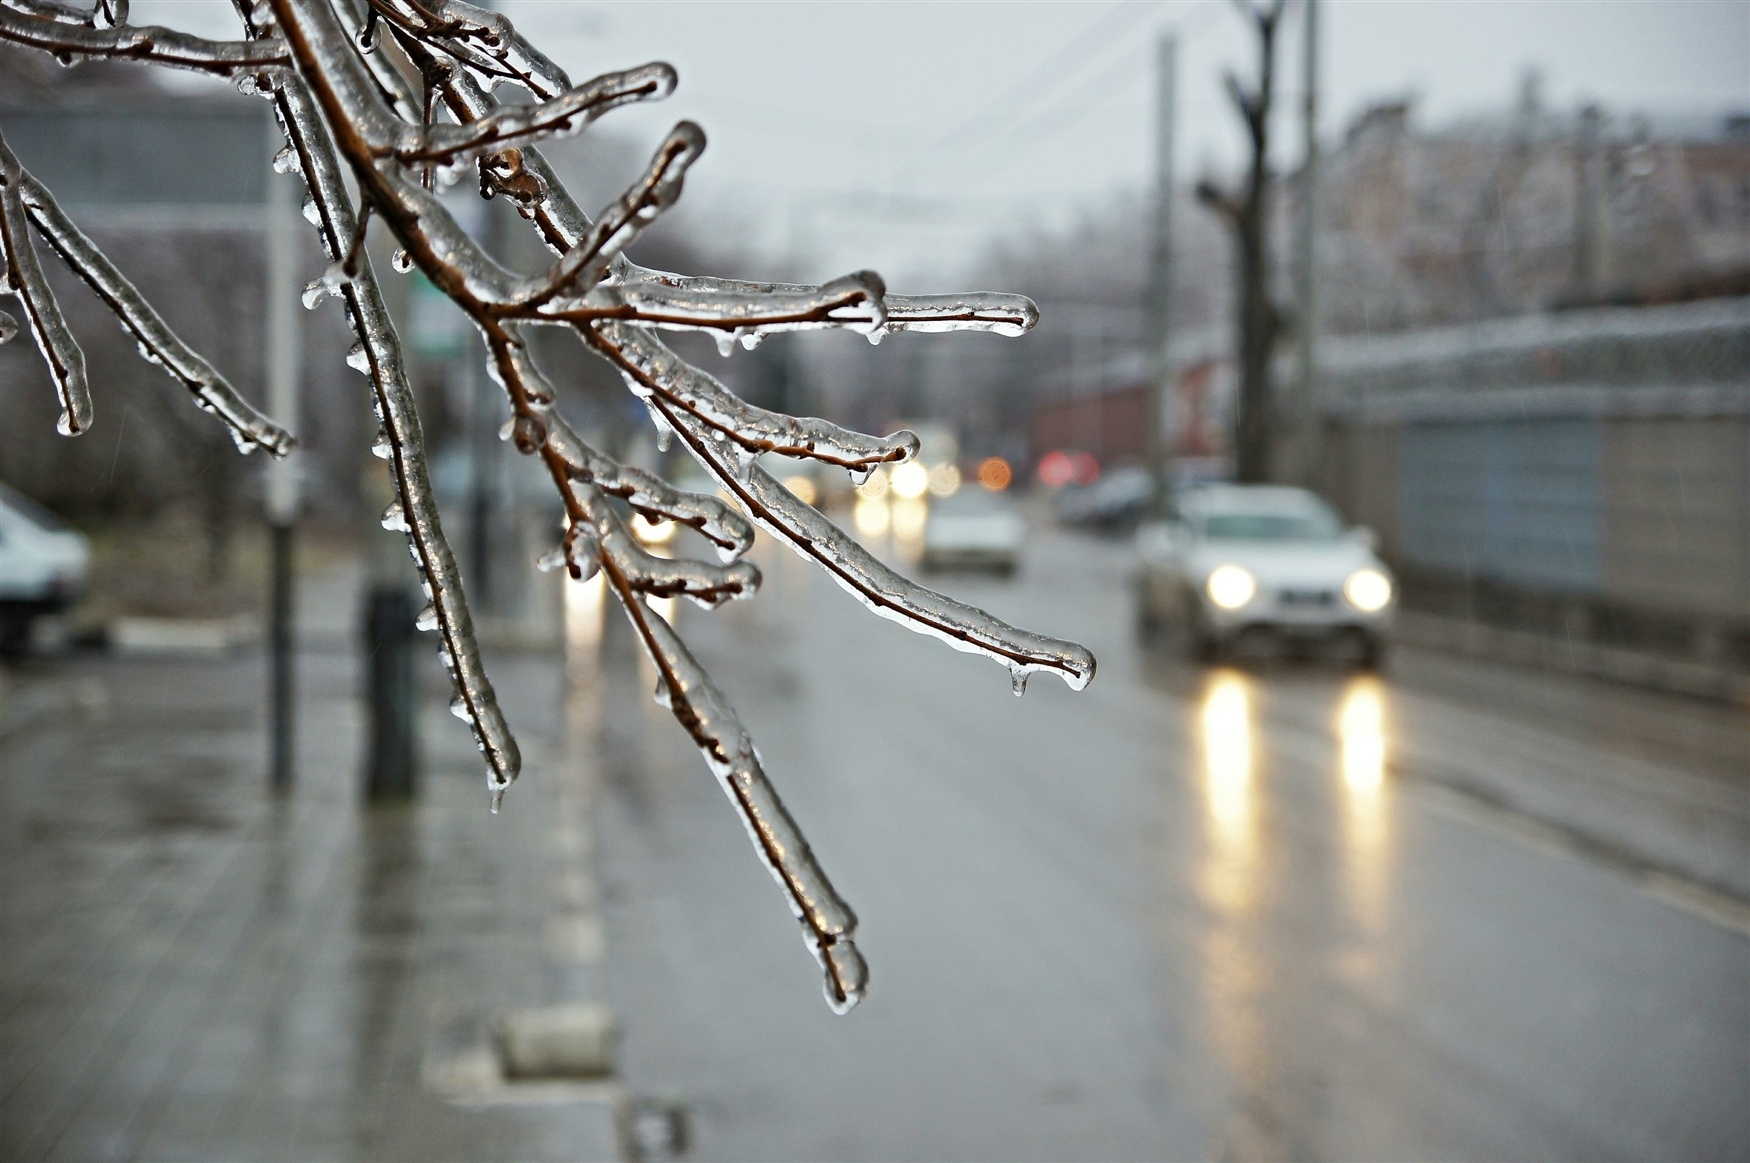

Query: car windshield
left=1199, top=510, right=1341, bottom=542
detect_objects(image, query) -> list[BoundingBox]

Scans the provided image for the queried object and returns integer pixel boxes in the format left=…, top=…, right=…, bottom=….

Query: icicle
left=450, top=693, right=472, bottom=722
left=498, top=419, right=516, bottom=442
left=345, top=342, right=371, bottom=373
left=652, top=675, right=673, bottom=710
left=271, top=146, right=300, bottom=174
left=391, top=249, right=414, bottom=273
left=370, top=432, right=393, bottom=460
left=55, top=410, right=78, bottom=437
left=380, top=500, right=409, bottom=532
left=0, top=311, right=17, bottom=345
left=489, top=787, right=505, bottom=814
left=302, top=272, right=342, bottom=310
left=302, top=261, right=351, bottom=310
left=1010, top=668, right=1029, bottom=697
left=564, top=522, right=602, bottom=582
left=644, top=400, right=673, bottom=452
left=535, top=548, right=566, bottom=573
left=712, top=331, right=735, bottom=358
left=415, top=603, right=439, bottom=631
left=301, top=196, right=321, bottom=225
left=739, top=329, right=765, bottom=351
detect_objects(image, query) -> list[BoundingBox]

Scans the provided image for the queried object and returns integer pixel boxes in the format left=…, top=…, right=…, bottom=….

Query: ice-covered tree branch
left=8, top=0, right=1097, bottom=1014
left=0, top=1, right=288, bottom=73
left=0, top=126, right=295, bottom=452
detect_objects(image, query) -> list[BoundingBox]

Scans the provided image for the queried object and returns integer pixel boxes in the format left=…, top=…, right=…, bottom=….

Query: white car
left=0, top=482, right=90, bottom=655
left=1135, top=484, right=1394, bottom=666
left=922, top=491, right=1024, bottom=575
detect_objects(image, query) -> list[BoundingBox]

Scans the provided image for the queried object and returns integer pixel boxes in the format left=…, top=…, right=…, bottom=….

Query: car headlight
left=1344, top=568, right=1393, bottom=612
left=1206, top=564, right=1257, bottom=610
left=889, top=461, right=930, bottom=500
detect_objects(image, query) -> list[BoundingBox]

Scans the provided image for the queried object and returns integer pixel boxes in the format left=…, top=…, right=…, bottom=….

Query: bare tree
left=0, top=0, right=1096, bottom=1013
left=1196, top=0, right=1288, bottom=483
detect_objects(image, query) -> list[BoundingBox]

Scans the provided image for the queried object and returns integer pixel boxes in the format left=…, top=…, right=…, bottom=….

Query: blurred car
left=1053, top=465, right=1157, bottom=533
left=922, top=490, right=1024, bottom=575
left=1135, top=484, right=1395, bottom=665
left=0, top=482, right=90, bottom=655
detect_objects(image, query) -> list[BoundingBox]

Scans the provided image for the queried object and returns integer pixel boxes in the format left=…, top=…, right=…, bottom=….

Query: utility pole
left=265, top=117, right=302, bottom=791
left=1292, top=0, right=1320, bottom=489
left=1145, top=31, right=1178, bottom=512
left=1572, top=102, right=1604, bottom=300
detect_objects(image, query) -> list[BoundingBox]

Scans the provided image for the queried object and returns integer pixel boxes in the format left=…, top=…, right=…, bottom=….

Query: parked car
left=922, top=490, right=1025, bottom=575
left=1135, top=484, right=1394, bottom=666
left=0, top=482, right=90, bottom=655
left=1053, top=465, right=1157, bottom=533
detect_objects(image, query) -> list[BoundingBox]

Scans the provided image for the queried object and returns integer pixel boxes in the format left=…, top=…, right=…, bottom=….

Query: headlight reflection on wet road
left=1200, top=670, right=1254, bottom=833
left=1197, top=669, right=1259, bottom=920
left=1337, top=676, right=1392, bottom=935
left=1338, top=677, right=1387, bottom=795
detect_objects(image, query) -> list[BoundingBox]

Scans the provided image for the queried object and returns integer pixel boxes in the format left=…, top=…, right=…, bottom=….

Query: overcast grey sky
left=139, top=1, right=1750, bottom=285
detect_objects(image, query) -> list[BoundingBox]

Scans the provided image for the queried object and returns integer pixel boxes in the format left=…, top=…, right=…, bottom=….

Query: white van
left=0, top=482, right=90, bottom=655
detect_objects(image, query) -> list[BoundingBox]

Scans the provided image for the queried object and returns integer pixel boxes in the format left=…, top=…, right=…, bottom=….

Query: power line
left=926, top=0, right=1227, bottom=186
left=915, top=1, right=1167, bottom=159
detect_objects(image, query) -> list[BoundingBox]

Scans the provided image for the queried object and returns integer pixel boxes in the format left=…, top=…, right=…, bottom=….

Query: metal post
left=1293, top=0, right=1321, bottom=488
left=364, top=585, right=419, bottom=799
left=265, top=115, right=302, bottom=790
left=468, top=199, right=499, bottom=615
left=468, top=353, right=494, bottom=613
left=1145, top=32, right=1177, bottom=512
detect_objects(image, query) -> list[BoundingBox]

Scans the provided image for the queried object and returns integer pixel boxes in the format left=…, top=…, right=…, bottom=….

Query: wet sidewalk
left=0, top=560, right=621, bottom=1162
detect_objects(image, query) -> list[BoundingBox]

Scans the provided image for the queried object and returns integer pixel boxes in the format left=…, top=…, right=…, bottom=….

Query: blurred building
left=1317, top=297, right=1749, bottom=673
left=0, top=49, right=362, bottom=533
left=1020, top=81, right=1750, bottom=472
left=1315, top=80, right=1750, bottom=334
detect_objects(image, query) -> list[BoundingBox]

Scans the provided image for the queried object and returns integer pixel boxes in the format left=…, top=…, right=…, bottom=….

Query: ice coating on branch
left=12, top=165, right=293, bottom=452
left=603, top=325, right=919, bottom=474
left=262, top=48, right=520, bottom=796
left=0, top=4, right=290, bottom=76
left=1, top=0, right=1092, bottom=1015
left=635, top=382, right=1096, bottom=692
left=517, top=121, right=704, bottom=306
left=631, top=598, right=866, bottom=1012
left=360, top=0, right=572, bottom=100
left=0, top=136, right=91, bottom=436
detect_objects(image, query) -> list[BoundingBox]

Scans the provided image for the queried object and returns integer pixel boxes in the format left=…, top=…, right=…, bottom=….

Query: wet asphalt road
left=588, top=519, right=1750, bottom=1161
